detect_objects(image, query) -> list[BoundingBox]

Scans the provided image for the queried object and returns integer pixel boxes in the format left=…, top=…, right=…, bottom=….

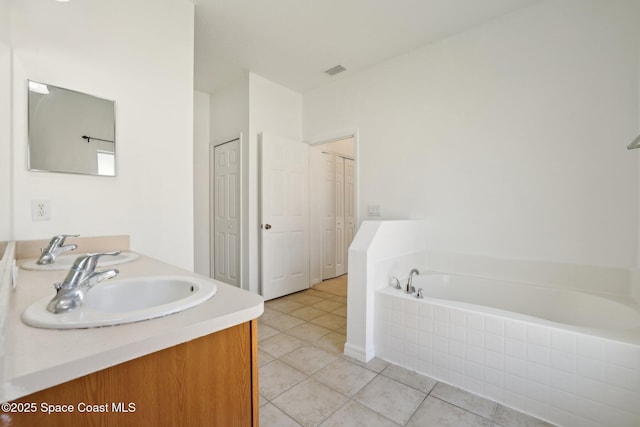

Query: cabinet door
left=10, top=321, right=259, bottom=427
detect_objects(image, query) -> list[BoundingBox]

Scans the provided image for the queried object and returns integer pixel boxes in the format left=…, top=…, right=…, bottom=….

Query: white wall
left=0, top=0, right=11, bottom=242
left=193, top=90, right=211, bottom=276
left=208, top=74, right=250, bottom=286
left=304, top=0, right=640, bottom=269
left=9, top=0, right=195, bottom=270
left=247, top=73, right=302, bottom=293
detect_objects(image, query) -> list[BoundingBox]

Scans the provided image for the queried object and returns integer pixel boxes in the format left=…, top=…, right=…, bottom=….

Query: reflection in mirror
left=28, top=80, right=116, bottom=176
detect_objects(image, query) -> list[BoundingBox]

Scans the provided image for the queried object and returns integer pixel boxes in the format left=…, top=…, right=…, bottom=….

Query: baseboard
left=343, top=342, right=370, bottom=363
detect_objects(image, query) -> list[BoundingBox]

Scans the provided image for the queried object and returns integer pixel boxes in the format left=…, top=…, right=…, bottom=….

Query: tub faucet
left=46, top=251, right=121, bottom=314
left=406, top=268, right=420, bottom=294
left=37, top=234, right=79, bottom=265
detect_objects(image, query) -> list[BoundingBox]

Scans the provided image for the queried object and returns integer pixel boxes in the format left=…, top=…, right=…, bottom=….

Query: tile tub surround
left=259, top=276, right=553, bottom=426
left=376, top=288, right=640, bottom=427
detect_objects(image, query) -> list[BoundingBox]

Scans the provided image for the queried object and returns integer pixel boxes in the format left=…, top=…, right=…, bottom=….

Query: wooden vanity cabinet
left=7, top=319, right=259, bottom=427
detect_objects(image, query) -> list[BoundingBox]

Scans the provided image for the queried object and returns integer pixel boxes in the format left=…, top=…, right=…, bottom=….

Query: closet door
left=344, top=158, right=355, bottom=267
left=321, top=153, right=336, bottom=279
left=212, top=139, right=240, bottom=287
left=335, top=156, right=345, bottom=276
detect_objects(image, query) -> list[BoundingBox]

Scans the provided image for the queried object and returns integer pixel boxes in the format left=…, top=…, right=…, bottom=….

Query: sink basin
left=19, top=251, right=139, bottom=271
left=21, top=275, right=217, bottom=329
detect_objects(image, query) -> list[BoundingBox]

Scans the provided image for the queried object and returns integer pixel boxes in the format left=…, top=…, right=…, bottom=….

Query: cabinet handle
left=262, top=224, right=272, bottom=230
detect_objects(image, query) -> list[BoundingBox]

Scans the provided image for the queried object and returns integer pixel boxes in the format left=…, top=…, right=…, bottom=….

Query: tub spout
left=406, top=268, right=420, bottom=294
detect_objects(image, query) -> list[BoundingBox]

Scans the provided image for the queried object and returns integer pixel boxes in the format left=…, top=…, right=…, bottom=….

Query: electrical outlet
left=31, top=200, right=51, bottom=221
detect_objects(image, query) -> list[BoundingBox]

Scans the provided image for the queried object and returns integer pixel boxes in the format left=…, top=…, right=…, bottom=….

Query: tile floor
left=258, top=275, right=555, bottom=427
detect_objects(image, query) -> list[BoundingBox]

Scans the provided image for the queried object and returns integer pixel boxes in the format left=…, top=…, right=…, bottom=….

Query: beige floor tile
left=260, top=402, right=301, bottom=427
left=259, top=360, right=307, bottom=400
left=281, top=345, right=339, bottom=375
left=272, top=378, right=348, bottom=427
left=406, top=397, right=490, bottom=427
left=331, top=305, right=347, bottom=317
left=329, top=295, right=347, bottom=304
left=304, top=289, right=334, bottom=300
left=381, top=364, right=437, bottom=393
left=335, top=325, right=347, bottom=334
left=312, top=299, right=345, bottom=313
left=312, top=332, right=346, bottom=354
left=258, top=349, right=276, bottom=367
left=320, top=400, right=400, bottom=427
left=259, top=394, right=268, bottom=407
left=289, top=305, right=326, bottom=321
left=260, top=310, right=306, bottom=331
left=431, top=382, right=497, bottom=419
left=354, top=375, right=426, bottom=425
left=343, top=356, right=389, bottom=373
left=288, top=292, right=326, bottom=306
left=493, top=405, right=556, bottom=427
left=311, top=313, right=347, bottom=330
left=267, top=298, right=306, bottom=314
left=258, top=324, right=280, bottom=341
left=259, top=332, right=306, bottom=358
left=285, top=322, right=332, bottom=342
left=313, top=358, right=377, bottom=396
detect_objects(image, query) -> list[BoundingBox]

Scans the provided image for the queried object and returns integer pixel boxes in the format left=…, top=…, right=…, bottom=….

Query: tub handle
left=416, top=288, right=424, bottom=299
left=391, top=276, right=402, bottom=290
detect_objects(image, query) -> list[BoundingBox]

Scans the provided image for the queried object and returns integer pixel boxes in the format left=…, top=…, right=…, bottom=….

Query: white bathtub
left=411, top=273, right=640, bottom=333
left=375, top=272, right=640, bottom=427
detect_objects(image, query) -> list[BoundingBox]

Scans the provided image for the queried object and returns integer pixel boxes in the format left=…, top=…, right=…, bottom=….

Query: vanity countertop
left=0, top=254, right=264, bottom=403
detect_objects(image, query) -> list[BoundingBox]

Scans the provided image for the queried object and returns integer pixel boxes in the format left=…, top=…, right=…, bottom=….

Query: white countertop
left=0, top=254, right=264, bottom=402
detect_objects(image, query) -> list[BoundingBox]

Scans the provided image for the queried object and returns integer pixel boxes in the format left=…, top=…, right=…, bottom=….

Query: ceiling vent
left=324, top=65, right=347, bottom=76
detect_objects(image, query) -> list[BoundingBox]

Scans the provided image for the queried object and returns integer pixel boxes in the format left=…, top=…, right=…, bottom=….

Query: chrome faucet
left=37, top=234, right=79, bottom=265
left=46, top=252, right=121, bottom=314
left=406, top=268, right=420, bottom=294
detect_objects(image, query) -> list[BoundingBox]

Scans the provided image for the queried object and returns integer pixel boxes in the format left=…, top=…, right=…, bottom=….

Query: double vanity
left=0, top=235, right=264, bottom=426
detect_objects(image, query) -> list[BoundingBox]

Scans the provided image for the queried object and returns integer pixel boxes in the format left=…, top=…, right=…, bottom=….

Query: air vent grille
left=324, top=65, right=347, bottom=76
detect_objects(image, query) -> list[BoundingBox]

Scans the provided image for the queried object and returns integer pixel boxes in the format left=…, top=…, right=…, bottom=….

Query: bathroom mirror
left=28, top=80, right=116, bottom=176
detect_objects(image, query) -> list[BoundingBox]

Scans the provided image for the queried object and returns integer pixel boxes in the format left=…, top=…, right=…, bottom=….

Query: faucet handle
left=49, top=234, right=80, bottom=246
left=391, top=276, right=402, bottom=290
left=72, top=251, right=121, bottom=272
left=416, top=288, right=424, bottom=299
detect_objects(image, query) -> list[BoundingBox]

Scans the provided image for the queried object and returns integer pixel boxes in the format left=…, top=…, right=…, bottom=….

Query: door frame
left=307, top=128, right=360, bottom=285
left=209, top=134, right=243, bottom=288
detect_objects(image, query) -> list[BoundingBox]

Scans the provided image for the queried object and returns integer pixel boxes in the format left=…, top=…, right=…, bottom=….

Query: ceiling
left=194, top=0, right=538, bottom=95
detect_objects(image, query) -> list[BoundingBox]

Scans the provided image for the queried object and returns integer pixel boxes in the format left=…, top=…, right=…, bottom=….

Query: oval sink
left=21, top=276, right=217, bottom=329
left=19, top=251, right=139, bottom=271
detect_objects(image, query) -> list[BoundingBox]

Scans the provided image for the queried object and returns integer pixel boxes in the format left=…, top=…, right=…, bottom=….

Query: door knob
left=262, top=224, right=272, bottom=230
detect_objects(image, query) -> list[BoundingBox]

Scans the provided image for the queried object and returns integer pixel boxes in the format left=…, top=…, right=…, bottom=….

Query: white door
left=211, top=139, right=240, bottom=287
left=344, top=158, right=356, bottom=267
left=321, top=153, right=336, bottom=279
left=335, top=156, right=345, bottom=276
left=260, top=133, right=310, bottom=300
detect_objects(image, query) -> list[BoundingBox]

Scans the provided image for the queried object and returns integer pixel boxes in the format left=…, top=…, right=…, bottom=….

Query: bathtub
left=408, top=273, right=640, bottom=333
left=375, top=272, right=640, bottom=427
